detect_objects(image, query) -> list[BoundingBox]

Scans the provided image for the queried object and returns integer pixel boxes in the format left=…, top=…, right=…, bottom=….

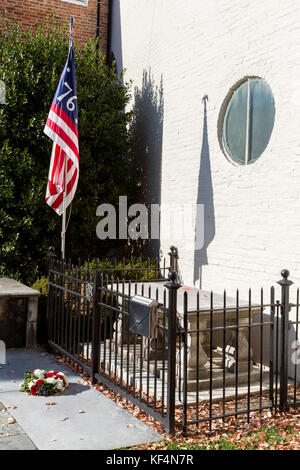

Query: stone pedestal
left=225, top=317, right=254, bottom=373
left=184, top=317, right=209, bottom=380
left=178, top=308, right=260, bottom=391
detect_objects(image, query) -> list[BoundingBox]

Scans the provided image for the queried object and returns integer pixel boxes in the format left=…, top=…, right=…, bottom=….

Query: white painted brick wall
left=112, top=0, right=300, bottom=303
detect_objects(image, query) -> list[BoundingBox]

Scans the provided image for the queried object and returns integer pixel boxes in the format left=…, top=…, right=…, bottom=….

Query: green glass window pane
left=222, top=78, right=275, bottom=165
left=248, top=79, right=275, bottom=163
left=222, top=81, right=248, bottom=165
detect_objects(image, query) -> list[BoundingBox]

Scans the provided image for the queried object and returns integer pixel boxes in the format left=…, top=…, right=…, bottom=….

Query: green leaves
left=0, top=18, right=133, bottom=284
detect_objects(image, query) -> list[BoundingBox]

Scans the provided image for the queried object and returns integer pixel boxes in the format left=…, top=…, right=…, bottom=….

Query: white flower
left=59, top=373, right=69, bottom=387
left=28, top=380, right=36, bottom=388
left=56, top=381, right=63, bottom=390
left=33, top=369, right=45, bottom=379
left=19, top=382, right=24, bottom=391
left=45, top=377, right=57, bottom=385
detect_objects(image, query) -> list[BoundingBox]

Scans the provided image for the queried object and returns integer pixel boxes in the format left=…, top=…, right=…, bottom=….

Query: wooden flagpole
left=61, top=15, right=74, bottom=260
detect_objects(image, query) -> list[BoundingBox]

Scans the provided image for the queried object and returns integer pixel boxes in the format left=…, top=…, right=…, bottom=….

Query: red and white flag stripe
left=44, top=103, right=79, bottom=216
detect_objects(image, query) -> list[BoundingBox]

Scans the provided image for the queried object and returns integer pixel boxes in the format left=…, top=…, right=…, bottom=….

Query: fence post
left=91, top=270, right=102, bottom=384
left=278, top=269, right=293, bottom=412
left=164, top=270, right=181, bottom=435
left=46, top=247, right=56, bottom=343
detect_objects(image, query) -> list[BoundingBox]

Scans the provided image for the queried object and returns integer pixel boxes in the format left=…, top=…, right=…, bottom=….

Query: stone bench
left=0, top=277, right=40, bottom=348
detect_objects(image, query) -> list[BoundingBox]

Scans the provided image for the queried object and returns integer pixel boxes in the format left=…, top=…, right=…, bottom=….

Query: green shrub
left=0, top=17, right=133, bottom=284
left=31, top=275, right=49, bottom=345
left=31, top=276, right=48, bottom=297
left=32, top=257, right=161, bottom=294
left=81, top=258, right=160, bottom=281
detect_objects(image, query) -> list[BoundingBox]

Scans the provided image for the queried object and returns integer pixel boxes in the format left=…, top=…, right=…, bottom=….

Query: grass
left=130, top=421, right=300, bottom=450
left=163, top=437, right=240, bottom=450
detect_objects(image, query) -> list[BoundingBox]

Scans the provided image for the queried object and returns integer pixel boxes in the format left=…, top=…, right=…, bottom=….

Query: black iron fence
left=47, top=248, right=300, bottom=434
left=47, top=255, right=94, bottom=374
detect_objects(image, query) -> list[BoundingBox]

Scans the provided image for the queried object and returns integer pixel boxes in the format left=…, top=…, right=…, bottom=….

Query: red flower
left=46, top=372, right=55, bottom=378
left=30, top=385, right=38, bottom=395
left=36, top=379, right=44, bottom=386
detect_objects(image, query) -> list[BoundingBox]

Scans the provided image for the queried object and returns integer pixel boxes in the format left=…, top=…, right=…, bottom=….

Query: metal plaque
left=129, top=295, right=157, bottom=338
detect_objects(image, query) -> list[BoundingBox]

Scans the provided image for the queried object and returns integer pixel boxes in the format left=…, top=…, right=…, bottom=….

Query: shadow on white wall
left=194, top=96, right=215, bottom=287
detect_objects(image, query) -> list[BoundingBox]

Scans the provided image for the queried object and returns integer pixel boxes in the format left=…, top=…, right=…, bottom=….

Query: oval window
left=222, top=78, right=275, bottom=165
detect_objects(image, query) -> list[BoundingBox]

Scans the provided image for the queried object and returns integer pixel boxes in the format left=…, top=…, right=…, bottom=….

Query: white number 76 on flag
left=57, top=81, right=77, bottom=112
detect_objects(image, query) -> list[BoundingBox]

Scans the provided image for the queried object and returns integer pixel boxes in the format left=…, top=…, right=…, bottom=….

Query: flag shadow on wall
left=194, top=95, right=215, bottom=287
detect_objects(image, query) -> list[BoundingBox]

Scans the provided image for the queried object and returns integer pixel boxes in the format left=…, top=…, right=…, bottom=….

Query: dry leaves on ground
left=6, top=417, right=16, bottom=425
left=54, top=352, right=300, bottom=451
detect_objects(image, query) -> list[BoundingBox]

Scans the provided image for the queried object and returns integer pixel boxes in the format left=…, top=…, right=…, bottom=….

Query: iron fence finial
left=168, top=270, right=177, bottom=283
left=281, top=269, right=290, bottom=280
left=168, top=246, right=179, bottom=273
left=278, top=269, right=293, bottom=287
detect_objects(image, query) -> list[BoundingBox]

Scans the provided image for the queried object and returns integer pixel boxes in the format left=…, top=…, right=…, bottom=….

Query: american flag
left=44, top=42, right=79, bottom=216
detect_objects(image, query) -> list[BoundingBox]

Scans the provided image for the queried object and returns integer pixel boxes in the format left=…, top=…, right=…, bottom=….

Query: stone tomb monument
left=112, top=282, right=262, bottom=393
left=0, top=277, right=40, bottom=348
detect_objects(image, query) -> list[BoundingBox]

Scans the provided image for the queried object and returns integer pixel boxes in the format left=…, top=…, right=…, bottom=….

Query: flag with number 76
left=44, top=41, right=79, bottom=216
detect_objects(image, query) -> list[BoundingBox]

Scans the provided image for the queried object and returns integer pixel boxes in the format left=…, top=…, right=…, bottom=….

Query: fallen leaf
left=6, top=433, right=10, bottom=437
left=126, top=424, right=135, bottom=428
left=77, top=410, right=85, bottom=414
left=59, top=417, right=68, bottom=422
left=7, top=417, right=16, bottom=425
left=45, top=402, right=56, bottom=406
left=50, top=438, right=56, bottom=442
left=7, top=406, right=17, bottom=410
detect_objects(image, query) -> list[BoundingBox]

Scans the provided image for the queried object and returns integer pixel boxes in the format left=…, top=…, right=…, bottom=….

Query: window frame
left=219, top=76, right=275, bottom=167
left=61, top=0, right=88, bottom=7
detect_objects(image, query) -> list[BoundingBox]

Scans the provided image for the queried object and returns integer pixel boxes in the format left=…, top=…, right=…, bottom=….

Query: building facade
left=0, top=0, right=110, bottom=50
left=110, top=0, right=300, bottom=300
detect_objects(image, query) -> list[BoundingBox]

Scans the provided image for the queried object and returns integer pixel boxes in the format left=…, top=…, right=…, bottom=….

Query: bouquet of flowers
left=19, top=369, right=69, bottom=396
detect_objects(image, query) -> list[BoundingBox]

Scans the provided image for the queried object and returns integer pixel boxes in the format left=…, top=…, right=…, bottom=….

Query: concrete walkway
left=0, top=401, right=37, bottom=450
left=0, top=348, right=162, bottom=450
